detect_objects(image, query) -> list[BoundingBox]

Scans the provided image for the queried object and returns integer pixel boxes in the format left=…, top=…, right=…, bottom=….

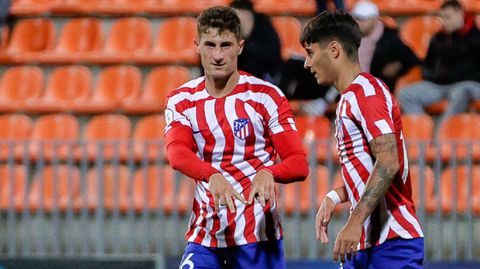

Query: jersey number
left=179, top=253, right=194, bottom=269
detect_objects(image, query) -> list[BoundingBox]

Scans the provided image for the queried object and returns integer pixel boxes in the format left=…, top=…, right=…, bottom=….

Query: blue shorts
left=179, top=239, right=286, bottom=269
left=342, top=237, right=424, bottom=269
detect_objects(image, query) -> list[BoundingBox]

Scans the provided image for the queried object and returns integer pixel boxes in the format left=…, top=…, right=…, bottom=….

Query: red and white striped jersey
left=164, top=72, right=297, bottom=247
left=335, top=73, right=424, bottom=250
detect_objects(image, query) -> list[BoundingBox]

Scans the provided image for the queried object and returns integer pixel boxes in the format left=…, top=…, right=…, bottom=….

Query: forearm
left=266, top=152, right=308, bottom=183
left=348, top=134, right=399, bottom=225
left=348, top=161, right=398, bottom=224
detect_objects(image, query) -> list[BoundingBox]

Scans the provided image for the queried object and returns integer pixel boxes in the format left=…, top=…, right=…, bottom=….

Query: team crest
left=233, top=118, right=251, bottom=140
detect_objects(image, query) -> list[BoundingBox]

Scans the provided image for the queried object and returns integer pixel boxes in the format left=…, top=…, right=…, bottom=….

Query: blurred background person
left=352, top=0, right=420, bottom=93
left=0, top=0, right=11, bottom=43
left=230, top=0, right=282, bottom=82
left=398, top=0, right=480, bottom=119
left=316, top=0, right=345, bottom=13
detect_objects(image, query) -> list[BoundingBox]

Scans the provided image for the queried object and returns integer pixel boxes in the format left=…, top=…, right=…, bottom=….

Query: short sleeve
left=348, top=91, right=395, bottom=142
left=267, top=93, right=297, bottom=135
left=164, top=94, right=192, bottom=135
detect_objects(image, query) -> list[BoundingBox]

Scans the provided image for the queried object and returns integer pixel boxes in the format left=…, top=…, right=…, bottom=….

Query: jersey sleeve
left=348, top=87, right=395, bottom=142
left=266, top=91, right=297, bottom=135
left=164, top=92, right=192, bottom=135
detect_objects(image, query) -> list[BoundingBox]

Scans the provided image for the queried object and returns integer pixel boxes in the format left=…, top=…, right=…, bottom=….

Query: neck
left=334, top=62, right=363, bottom=93
left=205, top=71, right=240, bottom=98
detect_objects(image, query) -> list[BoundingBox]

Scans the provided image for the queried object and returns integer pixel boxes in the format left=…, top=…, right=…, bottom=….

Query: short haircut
left=441, top=0, right=463, bottom=10
left=197, top=6, right=243, bottom=41
left=229, top=0, right=255, bottom=12
left=300, top=11, right=362, bottom=61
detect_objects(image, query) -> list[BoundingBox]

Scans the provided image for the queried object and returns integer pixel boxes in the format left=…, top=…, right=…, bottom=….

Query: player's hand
left=248, top=169, right=275, bottom=207
left=208, top=173, right=246, bottom=213
left=333, top=219, right=362, bottom=263
left=315, top=196, right=336, bottom=243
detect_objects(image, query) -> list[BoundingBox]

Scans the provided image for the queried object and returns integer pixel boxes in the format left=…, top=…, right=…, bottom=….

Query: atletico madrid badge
left=233, top=118, right=252, bottom=140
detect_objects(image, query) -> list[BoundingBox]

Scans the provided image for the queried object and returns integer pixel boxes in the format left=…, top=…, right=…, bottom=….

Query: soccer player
left=301, top=11, right=424, bottom=268
left=164, top=6, right=309, bottom=269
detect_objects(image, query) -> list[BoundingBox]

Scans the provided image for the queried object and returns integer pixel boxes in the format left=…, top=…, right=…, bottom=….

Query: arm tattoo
left=349, top=134, right=400, bottom=224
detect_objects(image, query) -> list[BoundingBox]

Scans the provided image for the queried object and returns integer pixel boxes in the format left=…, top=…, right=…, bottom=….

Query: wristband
left=326, top=190, right=341, bottom=205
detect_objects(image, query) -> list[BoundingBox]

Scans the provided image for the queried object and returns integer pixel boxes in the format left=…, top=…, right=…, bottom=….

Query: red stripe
left=391, top=207, right=420, bottom=238
left=206, top=191, right=220, bottom=247
left=359, top=227, right=366, bottom=249
left=405, top=206, right=422, bottom=237
left=185, top=196, right=200, bottom=240
left=195, top=101, right=220, bottom=246
left=193, top=199, right=208, bottom=245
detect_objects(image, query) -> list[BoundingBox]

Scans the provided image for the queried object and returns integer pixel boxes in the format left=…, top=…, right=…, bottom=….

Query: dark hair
left=197, top=6, right=243, bottom=41
left=441, top=0, right=463, bottom=10
left=229, top=0, right=255, bottom=12
left=300, top=11, right=362, bottom=61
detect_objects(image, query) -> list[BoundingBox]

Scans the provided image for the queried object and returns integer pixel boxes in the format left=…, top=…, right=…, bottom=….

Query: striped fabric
left=164, top=72, right=296, bottom=247
left=335, top=73, right=424, bottom=250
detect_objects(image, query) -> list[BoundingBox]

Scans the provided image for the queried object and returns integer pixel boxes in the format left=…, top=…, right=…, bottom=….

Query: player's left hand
left=333, top=219, right=362, bottom=263
left=248, top=169, right=275, bottom=207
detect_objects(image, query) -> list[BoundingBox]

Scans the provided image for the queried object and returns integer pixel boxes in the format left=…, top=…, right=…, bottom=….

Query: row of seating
left=10, top=0, right=480, bottom=16
left=11, top=0, right=317, bottom=16
left=0, top=113, right=166, bottom=161
left=0, top=65, right=190, bottom=114
left=0, top=16, right=304, bottom=64
left=0, top=112, right=479, bottom=163
left=1, top=164, right=479, bottom=215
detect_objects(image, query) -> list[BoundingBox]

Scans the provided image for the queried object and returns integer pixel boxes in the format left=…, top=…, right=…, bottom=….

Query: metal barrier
left=0, top=139, right=478, bottom=261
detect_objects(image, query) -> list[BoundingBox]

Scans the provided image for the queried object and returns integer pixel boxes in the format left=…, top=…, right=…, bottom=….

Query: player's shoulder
left=238, top=71, right=285, bottom=97
left=166, top=76, right=206, bottom=101
left=344, top=73, right=390, bottom=99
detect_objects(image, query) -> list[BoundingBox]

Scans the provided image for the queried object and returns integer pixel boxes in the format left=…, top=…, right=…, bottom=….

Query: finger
left=333, top=237, right=340, bottom=262
left=352, top=244, right=358, bottom=258
left=320, top=226, right=329, bottom=244
left=214, top=194, right=220, bottom=212
left=339, top=241, right=347, bottom=263
left=346, top=243, right=352, bottom=261
left=315, top=215, right=321, bottom=240
left=258, top=188, right=265, bottom=207
left=232, top=190, right=246, bottom=204
left=248, top=188, right=256, bottom=205
left=269, top=185, right=275, bottom=201
left=225, top=194, right=236, bottom=213
left=323, top=205, right=332, bottom=224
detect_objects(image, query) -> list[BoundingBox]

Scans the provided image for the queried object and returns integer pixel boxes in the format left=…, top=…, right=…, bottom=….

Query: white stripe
left=354, top=75, right=375, bottom=96
left=399, top=205, right=424, bottom=237
left=362, top=216, right=372, bottom=249
left=197, top=184, right=214, bottom=246
left=388, top=210, right=414, bottom=239
left=400, top=132, right=409, bottom=183
left=233, top=201, right=248, bottom=245
left=374, top=119, right=393, bottom=134
left=376, top=78, right=394, bottom=121
left=345, top=92, right=374, bottom=142
left=244, top=102, right=274, bottom=167
left=287, top=117, right=297, bottom=131
left=253, top=202, right=266, bottom=241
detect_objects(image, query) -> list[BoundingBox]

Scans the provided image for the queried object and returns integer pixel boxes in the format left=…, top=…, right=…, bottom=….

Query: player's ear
left=238, top=39, right=245, bottom=55
left=194, top=37, right=200, bottom=54
left=328, top=41, right=340, bottom=59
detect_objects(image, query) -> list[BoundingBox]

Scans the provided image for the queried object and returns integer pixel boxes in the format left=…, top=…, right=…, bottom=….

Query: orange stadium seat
left=0, top=165, right=27, bottom=211
left=28, top=165, right=81, bottom=212
left=76, top=65, right=141, bottom=113
left=81, top=114, right=131, bottom=161
left=462, top=0, right=480, bottom=13
left=271, top=16, right=305, bottom=61
left=437, top=114, right=480, bottom=162
left=409, top=165, right=436, bottom=213
left=27, top=65, right=92, bottom=113
left=1, top=18, right=55, bottom=63
left=29, top=114, right=80, bottom=161
left=132, top=114, right=165, bottom=161
left=401, top=114, right=435, bottom=162
left=400, top=16, right=442, bottom=59
left=0, top=25, right=9, bottom=50
left=75, top=165, right=131, bottom=212
left=150, top=17, right=198, bottom=65
left=369, top=0, right=441, bottom=15
left=0, top=66, right=44, bottom=112
left=253, top=0, right=316, bottom=16
left=156, top=0, right=230, bottom=14
left=281, top=165, right=329, bottom=214
left=100, top=17, right=151, bottom=63
left=10, top=0, right=57, bottom=16
left=395, top=66, right=422, bottom=93
left=132, top=165, right=194, bottom=214
left=440, top=165, right=480, bottom=214
left=123, top=65, right=191, bottom=113
left=51, top=0, right=106, bottom=14
left=43, top=18, right=103, bottom=63
left=0, top=114, right=33, bottom=161
left=295, top=115, right=333, bottom=163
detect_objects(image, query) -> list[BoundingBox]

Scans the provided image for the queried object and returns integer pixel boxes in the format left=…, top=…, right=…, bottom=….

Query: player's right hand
left=315, top=196, right=336, bottom=244
left=208, top=173, right=246, bottom=213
